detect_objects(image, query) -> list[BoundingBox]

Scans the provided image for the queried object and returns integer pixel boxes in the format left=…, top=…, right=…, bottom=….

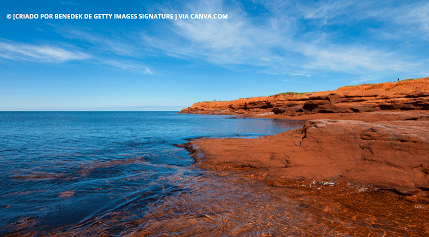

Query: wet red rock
left=178, top=78, right=429, bottom=235
left=187, top=115, right=429, bottom=194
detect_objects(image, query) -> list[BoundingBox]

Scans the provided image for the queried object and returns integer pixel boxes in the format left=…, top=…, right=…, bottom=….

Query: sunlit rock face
left=180, top=78, right=429, bottom=116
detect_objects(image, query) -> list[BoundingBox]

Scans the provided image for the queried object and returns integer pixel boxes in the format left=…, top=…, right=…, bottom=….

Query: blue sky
left=1, top=0, right=428, bottom=111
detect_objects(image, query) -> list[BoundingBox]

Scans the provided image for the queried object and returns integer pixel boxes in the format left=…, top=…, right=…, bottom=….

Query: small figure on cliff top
left=398, top=78, right=399, bottom=82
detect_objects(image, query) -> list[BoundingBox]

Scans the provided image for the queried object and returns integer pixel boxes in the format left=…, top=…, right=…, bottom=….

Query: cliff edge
left=180, top=78, right=429, bottom=116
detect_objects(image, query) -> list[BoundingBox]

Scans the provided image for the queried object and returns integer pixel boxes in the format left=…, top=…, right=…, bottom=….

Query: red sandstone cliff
left=180, top=78, right=429, bottom=116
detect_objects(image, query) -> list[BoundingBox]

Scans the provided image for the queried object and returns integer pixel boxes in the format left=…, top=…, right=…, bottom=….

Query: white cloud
left=138, top=0, right=427, bottom=77
left=58, top=0, right=77, bottom=5
left=142, top=0, right=293, bottom=68
left=53, top=27, right=154, bottom=74
left=399, top=2, right=429, bottom=39
left=299, top=44, right=420, bottom=73
left=57, top=28, right=138, bottom=56
left=300, top=0, right=354, bottom=24
left=0, top=39, right=90, bottom=63
left=326, top=1, right=429, bottom=41
left=0, top=39, right=152, bottom=75
left=104, top=60, right=153, bottom=74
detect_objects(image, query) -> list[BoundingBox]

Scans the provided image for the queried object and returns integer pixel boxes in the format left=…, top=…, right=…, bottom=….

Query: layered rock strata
left=180, top=78, right=429, bottom=116
left=180, top=78, right=429, bottom=194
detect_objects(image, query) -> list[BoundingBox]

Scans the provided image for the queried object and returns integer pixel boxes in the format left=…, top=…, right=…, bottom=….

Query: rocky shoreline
left=179, top=78, right=429, bottom=195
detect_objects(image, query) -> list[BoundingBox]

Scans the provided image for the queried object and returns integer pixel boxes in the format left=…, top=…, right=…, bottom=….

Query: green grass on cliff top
left=270, top=92, right=310, bottom=97
left=278, top=92, right=308, bottom=96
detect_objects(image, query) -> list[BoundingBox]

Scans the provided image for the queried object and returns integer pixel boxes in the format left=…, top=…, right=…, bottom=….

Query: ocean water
left=2, top=112, right=427, bottom=236
left=0, top=111, right=300, bottom=236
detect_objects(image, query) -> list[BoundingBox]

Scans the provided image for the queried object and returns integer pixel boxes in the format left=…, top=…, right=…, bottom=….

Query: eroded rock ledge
left=180, top=78, right=429, bottom=116
left=185, top=118, right=429, bottom=194
left=180, top=79, right=429, bottom=194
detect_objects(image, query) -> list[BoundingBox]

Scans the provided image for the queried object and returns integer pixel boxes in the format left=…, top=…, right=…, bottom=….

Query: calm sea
left=0, top=111, right=299, bottom=236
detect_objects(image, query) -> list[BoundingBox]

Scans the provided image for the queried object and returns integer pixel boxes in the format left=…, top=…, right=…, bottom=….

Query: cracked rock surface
left=188, top=118, right=429, bottom=194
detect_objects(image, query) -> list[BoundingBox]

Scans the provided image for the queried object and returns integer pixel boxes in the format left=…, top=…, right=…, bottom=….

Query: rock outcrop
left=180, top=78, right=429, bottom=116
left=188, top=117, right=429, bottom=194
left=180, top=78, right=429, bottom=194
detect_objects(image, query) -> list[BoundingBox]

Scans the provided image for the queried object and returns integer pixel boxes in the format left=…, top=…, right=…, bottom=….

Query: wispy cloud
left=160, top=1, right=429, bottom=76
left=57, top=27, right=138, bottom=56
left=394, top=2, right=429, bottom=40
left=52, top=26, right=154, bottom=74
left=0, top=38, right=153, bottom=74
left=139, top=0, right=426, bottom=77
left=309, top=1, right=429, bottom=41
left=299, top=43, right=420, bottom=73
left=56, top=0, right=78, bottom=6
left=104, top=60, right=153, bottom=74
left=0, top=39, right=90, bottom=63
left=141, top=0, right=297, bottom=72
left=23, top=0, right=424, bottom=77
left=300, top=0, right=354, bottom=24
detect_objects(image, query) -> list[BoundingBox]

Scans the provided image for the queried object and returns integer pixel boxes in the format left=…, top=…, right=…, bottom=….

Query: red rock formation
left=180, top=78, right=429, bottom=194
left=187, top=115, right=429, bottom=194
left=180, top=78, right=429, bottom=116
